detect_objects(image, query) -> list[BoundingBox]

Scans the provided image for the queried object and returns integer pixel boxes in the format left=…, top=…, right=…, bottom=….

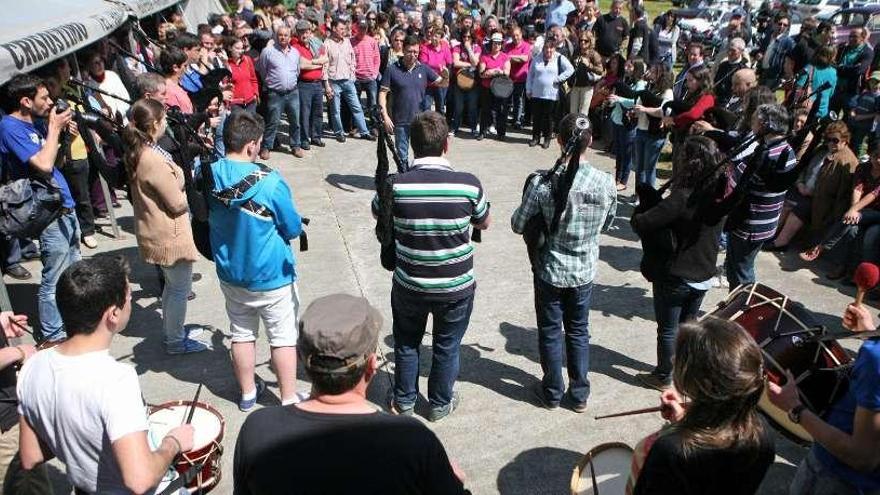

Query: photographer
left=0, top=74, right=80, bottom=343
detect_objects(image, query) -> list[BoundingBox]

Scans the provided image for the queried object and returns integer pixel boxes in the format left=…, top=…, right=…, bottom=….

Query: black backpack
left=0, top=175, right=63, bottom=239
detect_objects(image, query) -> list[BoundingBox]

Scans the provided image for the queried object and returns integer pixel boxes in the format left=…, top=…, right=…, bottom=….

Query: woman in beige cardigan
left=122, top=99, right=207, bottom=354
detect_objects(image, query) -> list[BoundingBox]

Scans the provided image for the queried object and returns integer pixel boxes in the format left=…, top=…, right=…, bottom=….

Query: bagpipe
left=519, top=115, right=590, bottom=269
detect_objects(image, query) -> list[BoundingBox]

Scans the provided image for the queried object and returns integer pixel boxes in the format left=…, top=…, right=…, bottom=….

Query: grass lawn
left=642, top=0, right=676, bottom=23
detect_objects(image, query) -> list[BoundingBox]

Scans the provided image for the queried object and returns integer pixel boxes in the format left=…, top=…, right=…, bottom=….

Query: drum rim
left=569, top=442, right=633, bottom=494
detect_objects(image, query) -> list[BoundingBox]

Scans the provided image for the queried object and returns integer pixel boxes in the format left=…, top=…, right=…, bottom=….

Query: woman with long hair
left=631, top=63, right=674, bottom=189
left=569, top=31, right=604, bottom=117
left=793, top=44, right=838, bottom=119
left=451, top=27, right=481, bottom=136
left=662, top=67, right=715, bottom=134
left=656, top=12, right=680, bottom=70
left=122, top=99, right=207, bottom=355
left=607, top=59, right=647, bottom=191
left=631, top=136, right=728, bottom=389
left=628, top=317, right=774, bottom=493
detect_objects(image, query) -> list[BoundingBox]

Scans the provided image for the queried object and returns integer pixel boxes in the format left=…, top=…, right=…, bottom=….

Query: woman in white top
left=632, top=63, right=675, bottom=189
left=655, top=12, right=680, bottom=70
left=83, top=51, right=131, bottom=123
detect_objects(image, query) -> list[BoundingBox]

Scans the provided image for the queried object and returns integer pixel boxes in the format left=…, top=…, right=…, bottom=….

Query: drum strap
left=158, top=460, right=206, bottom=495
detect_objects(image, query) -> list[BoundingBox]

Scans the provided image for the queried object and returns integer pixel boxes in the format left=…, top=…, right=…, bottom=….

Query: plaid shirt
left=511, top=161, right=617, bottom=288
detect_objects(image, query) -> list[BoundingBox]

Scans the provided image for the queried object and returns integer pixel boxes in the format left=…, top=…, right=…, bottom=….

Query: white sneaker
left=81, top=235, right=98, bottom=249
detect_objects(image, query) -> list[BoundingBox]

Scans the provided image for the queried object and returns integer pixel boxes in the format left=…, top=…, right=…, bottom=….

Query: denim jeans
left=393, top=123, right=411, bottom=171
left=298, top=81, right=324, bottom=144
left=391, top=286, right=474, bottom=408
left=451, top=85, right=479, bottom=132
left=651, top=276, right=706, bottom=380
left=633, top=130, right=665, bottom=188
left=1, top=237, right=37, bottom=271
left=356, top=78, right=378, bottom=125
left=613, top=123, right=637, bottom=185
left=262, top=88, right=301, bottom=150
left=790, top=449, right=880, bottom=495
left=329, top=79, right=369, bottom=136
left=39, top=212, right=81, bottom=341
left=161, top=261, right=193, bottom=346
left=422, top=86, right=448, bottom=114
left=533, top=277, right=593, bottom=405
left=510, top=82, right=526, bottom=125
left=725, top=234, right=763, bottom=291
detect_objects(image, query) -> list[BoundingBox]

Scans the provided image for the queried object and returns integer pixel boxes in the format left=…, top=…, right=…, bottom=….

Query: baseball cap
left=299, top=294, right=382, bottom=374
left=870, top=71, right=880, bottom=82
left=490, top=32, right=503, bottom=43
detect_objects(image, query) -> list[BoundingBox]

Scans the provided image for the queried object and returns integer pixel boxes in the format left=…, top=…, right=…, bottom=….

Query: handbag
left=790, top=67, right=815, bottom=111
left=557, top=55, right=570, bottom=96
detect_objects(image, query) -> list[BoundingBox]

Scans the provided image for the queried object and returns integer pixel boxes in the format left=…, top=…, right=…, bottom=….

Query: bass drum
left=456, top=69, right=476, bottom=91
left=705, top=283, right=852, bottom=444
left=490, top=75, right=514, bottom=99
left=570, top=442, right=633, bottom=495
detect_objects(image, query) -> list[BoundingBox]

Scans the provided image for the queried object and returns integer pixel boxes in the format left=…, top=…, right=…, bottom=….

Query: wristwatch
left=788, top=404, right=807, bottom=424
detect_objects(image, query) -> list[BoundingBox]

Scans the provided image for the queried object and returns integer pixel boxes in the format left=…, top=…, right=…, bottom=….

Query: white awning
left=0, top=0, right=128, bottom=85
left=116, top=0, right=182, bottom=19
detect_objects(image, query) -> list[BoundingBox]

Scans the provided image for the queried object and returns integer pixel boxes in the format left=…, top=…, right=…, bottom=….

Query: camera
left=54, top=98, right=71, bottom=114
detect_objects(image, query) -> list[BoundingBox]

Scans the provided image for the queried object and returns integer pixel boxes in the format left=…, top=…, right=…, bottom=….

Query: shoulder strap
left=213, top=163, right=279, bottom=219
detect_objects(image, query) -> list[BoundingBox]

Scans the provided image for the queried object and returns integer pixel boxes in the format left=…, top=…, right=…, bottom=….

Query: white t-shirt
left=17, top=348, right=148, bottom=494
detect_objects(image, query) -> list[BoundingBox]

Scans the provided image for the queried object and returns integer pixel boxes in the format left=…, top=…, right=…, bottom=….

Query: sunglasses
left=827, top=137, right=842, bottom=144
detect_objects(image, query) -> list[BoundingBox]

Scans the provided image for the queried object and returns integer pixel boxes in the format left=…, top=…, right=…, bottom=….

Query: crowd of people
left=0, top=0, right=879, bottom=493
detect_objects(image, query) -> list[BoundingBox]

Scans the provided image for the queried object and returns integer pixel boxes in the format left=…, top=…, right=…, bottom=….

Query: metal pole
left=99, top=174, right=122, bottom=238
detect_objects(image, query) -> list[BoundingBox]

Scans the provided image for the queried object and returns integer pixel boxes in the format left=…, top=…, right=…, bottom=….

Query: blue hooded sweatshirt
left=208, top=158, right=302, bottom=292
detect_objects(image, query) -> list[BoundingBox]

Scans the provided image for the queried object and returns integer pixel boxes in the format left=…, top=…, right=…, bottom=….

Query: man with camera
left=511, top=114, right=616, bottom=412
left=0, top=74, right=80, bottom=343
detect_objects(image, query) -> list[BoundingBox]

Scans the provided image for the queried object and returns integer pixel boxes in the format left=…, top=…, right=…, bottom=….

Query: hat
left=490, top=32, right=503, bottom=43
left=870, top=71, right=880, bottom=82
left=295, top=19, right=311, bottom=32
left=299, top=294, right=382, bottom=374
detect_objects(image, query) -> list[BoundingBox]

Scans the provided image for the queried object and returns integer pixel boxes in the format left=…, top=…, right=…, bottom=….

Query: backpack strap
left=213, top=163, right=279, bottom=219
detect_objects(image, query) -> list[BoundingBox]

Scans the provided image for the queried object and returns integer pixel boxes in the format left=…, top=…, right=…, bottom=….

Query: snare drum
left=706, top=283, right=852, bottom=444
left=570, top=442, right=633, bottom=495
left=490, top=75, right=514, bottom=98
left=148, top=401, right=225, bottom=493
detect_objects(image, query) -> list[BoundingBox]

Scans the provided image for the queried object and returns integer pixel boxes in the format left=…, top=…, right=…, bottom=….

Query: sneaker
left=311, top=139, right=326, bottom=147
left=528, top=139, right=539, bottom=147
left=636, top=372, right=671, bottom=391
left=166, top=337, right=209, bottom=355
left=531, top=382, right=559, bottom=410
left=300, top=142, right=311, bottom=151
left=4, top=265, right=31, bottom=280
left=565, top=392, right=587, bottom=413
left=292, top=147, right=305, bottom=158
left=428, top=392, right=461, bottom=422
left=184, top=324, right=207, bottom=339
left=259, top=149, right=270, bottom=160
left=238, top=376, right=267, bottom=412
left=389, top=400, right=414, bottom=416
left=81, top=235, right=98, bottom=249
left=335, top=135, right=347, bottom=143
left=475, top=133, right=485, bottom=141
left=360, top=133, right=376, bottom=141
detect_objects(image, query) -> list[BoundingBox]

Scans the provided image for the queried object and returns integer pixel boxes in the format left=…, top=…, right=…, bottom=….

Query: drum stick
left=9, top=319, right=33, bottom=336
left=184, top=383, right=203, bottom=425
left=594, top=405, right=663, bottom=420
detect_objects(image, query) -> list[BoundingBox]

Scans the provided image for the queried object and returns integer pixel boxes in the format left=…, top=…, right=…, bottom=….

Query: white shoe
left=82, top=235, right=98, bottom=249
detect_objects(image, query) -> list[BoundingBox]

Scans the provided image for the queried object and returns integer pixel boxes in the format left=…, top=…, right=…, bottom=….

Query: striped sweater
left=372, top=157, right=490, bottom=301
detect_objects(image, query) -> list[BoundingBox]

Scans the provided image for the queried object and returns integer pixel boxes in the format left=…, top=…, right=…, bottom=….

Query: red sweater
left=673, top=94, right=715, bottom=128
left=228, top=55, right=258, bottom=105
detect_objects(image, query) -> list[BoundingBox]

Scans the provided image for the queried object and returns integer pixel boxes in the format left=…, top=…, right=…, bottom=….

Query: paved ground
left=7, top=128, right=865, bottom=494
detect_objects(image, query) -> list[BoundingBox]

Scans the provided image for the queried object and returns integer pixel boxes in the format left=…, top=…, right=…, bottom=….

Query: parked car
left=826, top=5, right=880, bottom=46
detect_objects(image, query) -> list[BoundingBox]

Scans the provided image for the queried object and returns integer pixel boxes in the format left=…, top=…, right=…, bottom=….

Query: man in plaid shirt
left=511, top=114, right=616, bottom=413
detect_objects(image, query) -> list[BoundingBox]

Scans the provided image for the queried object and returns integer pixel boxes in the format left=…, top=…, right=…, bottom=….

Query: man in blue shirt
left=0, top=74, right=79, bottom=342
left=769, top=303, right=880, bottom=495
left=546, top=0, right=576, bottom=29
left=379, top=35, right=442, bottom=169
left=208, top=110, right=303, bottom=412
left=256, top=26, right=304, bottom=160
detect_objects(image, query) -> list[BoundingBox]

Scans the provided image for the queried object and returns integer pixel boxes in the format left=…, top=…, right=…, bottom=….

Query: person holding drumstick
left=627, top=317, right=774, bottom=494
left=17, top=257, right=194, bottom=494
left=768, top=303, right=880, bottom=495
left=477, top=32, right=511, bottom=142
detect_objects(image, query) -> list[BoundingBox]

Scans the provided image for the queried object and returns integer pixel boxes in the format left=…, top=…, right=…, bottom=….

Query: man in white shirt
left=17, top=257, right=194, bottom=494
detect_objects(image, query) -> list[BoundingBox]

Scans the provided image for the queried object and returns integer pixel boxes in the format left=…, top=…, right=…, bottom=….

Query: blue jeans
left=298, top=81, right=324, bottom=144
left=725, top=234, right=763, bottom=291
left=790, top=449, right=878, bottom=495
left=533, top=277, right=593, bottom=405
left=394, top=123, right=411, bottom=171
left=651, top=276, right=706, bottom=380
left=1, top=237, right=37, bottom=270
left=391, top=286, right=474, bottom=408
left=329, top=79, right=369, bottom=136
left=451, top=85, right=478, bottom=132
left=422, top=86, right=448, bottom=114
left=262, top=88, right=301, bottom=150
left=356, top=78, right=378, bottom=125
left=39, top=212, right=81, bottom=341
left=613, top=124, right=637, bottom=185
left=633, top=130, right=665, bottom=188
left=161, top=261, right=193, bottom=346
left=510, top=81, right=526, bottom=125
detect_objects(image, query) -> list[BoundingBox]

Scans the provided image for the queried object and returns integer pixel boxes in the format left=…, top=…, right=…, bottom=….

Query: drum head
left=149, top=402, right=224, bottom=451
left=490, top=76, right=514, bottom=98
left=570, top=443, right=633, bottom=495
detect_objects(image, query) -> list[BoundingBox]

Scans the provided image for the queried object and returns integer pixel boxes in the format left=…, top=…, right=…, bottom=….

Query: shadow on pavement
left=497, top=446, right=582, bottom=494
left=325, top=173, right=375, bottom=193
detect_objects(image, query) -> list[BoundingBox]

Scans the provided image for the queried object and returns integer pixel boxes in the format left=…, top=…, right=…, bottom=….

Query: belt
left=298, top=79, right=322, bottom=83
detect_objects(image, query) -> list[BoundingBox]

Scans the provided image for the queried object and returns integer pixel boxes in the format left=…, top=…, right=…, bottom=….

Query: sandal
left=799, top=246, right=823, bottom=262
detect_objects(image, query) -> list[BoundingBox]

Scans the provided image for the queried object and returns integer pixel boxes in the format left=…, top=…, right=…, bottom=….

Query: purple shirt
left=257, top=43, right=301, bottom=91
